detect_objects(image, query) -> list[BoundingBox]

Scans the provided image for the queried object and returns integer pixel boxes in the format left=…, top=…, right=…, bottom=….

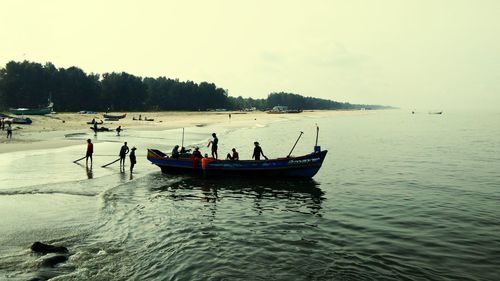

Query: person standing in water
left=116, top=126, right=122, bottom=136
left=119, top=142, right=130, bottom=168
left=86, top=139, right=93, bottom=167
left=207, top=133, right=219, bottom=159
left=93, top=122, right=98, bottom=136
left=129, top=147, right=137, bottom=172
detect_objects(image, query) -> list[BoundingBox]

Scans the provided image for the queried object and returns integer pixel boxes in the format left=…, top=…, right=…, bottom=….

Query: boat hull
left=147, top=149, right=328, bottom=178
left=10, top=107, right=52, bottom=115
left=103, top=114, right=126, bottom=119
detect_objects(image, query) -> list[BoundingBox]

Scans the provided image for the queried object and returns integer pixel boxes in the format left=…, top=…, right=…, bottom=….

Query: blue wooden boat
left=2, top=117, right=33, bottom=124
left=147, top=147, right=327, bottom=178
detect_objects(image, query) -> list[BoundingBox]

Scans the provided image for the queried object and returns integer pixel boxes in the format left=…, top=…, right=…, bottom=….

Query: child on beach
left=86, top=139, right=93, bottom=167
left=6, top=124, right=12, bottom=138
left=129, top=147, right=137, bottom=172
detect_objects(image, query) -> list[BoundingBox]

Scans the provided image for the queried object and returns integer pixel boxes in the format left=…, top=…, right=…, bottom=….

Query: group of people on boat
left=170, top=132, right=267, bottom=161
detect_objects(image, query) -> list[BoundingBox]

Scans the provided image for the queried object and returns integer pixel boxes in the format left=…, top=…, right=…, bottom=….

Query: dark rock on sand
left=30, top=242, right=68, bottom=254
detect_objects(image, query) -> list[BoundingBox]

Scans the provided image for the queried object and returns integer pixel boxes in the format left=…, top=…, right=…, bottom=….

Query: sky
left=1, top=0, right=499, bottom=109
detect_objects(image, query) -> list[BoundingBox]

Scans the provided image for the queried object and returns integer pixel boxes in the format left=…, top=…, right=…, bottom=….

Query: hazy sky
left=1, top=0, right=499, bottom=109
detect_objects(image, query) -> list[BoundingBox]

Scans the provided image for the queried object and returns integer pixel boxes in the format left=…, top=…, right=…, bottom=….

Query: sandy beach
left=0, top=110, right=356, bottom=154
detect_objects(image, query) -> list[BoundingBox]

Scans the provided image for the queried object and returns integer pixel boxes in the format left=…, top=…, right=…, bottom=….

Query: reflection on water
left=79, top=174, right=331, bottom=281
left=86, top=167, right=93, bottom=179
left=150, top=176, right=324, bottom=215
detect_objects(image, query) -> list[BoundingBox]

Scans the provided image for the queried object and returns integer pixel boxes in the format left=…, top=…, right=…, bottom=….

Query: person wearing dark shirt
left=119, top=142, right=130, bottom=167
left=226, top=148, right=239, bottom=160
left=171, top=145, right=180, bottom=159
left=252, top=142, right=268, bottom=161
left=86, top=139, right=93, bottom=167
left=6, top=124, right=12, bottom=138
left=192, top=147, right=203, bottom=158
left=207, top=133, right=219, bottom=159
left=129, top=147, right=137, bottom=172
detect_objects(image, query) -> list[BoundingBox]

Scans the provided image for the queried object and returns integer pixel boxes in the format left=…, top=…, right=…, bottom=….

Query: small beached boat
left=79, top=110, right=97, bottom=114
left=90, top=126, right=111, bottom=132
left=10, top=102, right=54, bottom=115
left=2, top=117, right=33, bottom=124
left=103, top=113, right=126, bottom=119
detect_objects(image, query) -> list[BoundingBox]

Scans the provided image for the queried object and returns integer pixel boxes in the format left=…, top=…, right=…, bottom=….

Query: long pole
left=101, top=158, right=121, bottom=168
left=181, top=128, right=185, bottom=147
left=315, top=124, right=319, bottom=147
left=73, top=156, right=86, bottom=163
left=287, top=131, right=304, bottom=157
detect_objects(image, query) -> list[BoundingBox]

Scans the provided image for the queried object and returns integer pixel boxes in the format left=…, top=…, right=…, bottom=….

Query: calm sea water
left=0, top=110, right=499, bottom=281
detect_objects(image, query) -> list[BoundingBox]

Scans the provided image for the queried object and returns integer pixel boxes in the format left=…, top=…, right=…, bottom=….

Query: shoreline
left=0, top=110, right=369, bottom=154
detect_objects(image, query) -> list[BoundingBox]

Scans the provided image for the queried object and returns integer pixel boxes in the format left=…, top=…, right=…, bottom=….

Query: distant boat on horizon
left=429, top=111, right=443, bottom=115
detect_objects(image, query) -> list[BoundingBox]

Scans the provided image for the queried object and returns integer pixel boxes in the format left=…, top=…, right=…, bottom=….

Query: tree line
left=0, top=61, right=389, bottom=112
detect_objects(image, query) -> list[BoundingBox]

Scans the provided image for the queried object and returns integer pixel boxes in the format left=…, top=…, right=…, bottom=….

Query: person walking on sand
left=207, top=133, right=219, bottom=159
left=6, top=124, right=12, bottom=139
left=129, top=147, right=137, bottom=172
left=119, top=142, right=130, bottom=168
left=252, top=142, right=268, bottom=161
left=86, top=139, right=93, bottom=167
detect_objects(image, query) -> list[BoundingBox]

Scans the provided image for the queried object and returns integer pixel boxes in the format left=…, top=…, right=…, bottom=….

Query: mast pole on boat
left=314, top=124, right=321, bottom=153
left=287, top=131, right=304, bottom=158
left=181, top=128, right=185, bottom=148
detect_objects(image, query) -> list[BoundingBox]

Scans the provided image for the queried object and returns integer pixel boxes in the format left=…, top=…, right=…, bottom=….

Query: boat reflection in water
left=149, top=175, right=325, bottom=216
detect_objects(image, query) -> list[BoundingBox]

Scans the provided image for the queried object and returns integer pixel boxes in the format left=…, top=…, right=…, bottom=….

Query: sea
left=0, top=110, right=499, bottom=281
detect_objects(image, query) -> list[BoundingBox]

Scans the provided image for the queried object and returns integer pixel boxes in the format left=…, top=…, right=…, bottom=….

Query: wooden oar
left=101, top=158, right=121, bottom=168
left=73, top=156, right=87, bottom=163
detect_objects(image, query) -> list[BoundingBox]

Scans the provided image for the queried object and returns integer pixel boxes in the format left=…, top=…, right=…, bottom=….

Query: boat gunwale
left=147, top=148, right=326, bottom=164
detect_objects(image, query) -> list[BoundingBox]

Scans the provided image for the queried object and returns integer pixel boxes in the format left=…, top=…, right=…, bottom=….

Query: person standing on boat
left=226, top=148, right=239, bottom=160
left=207, top=133, right=219, bottom=159
left=129, top=147, right=137, bottom=172
left=6, top=123, right=12, bottom=139
left=119, top=142, right=130, bottom=168
left=252, top=142, right=268, bottom=160
left=86, top=139, right=93, bottom=167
